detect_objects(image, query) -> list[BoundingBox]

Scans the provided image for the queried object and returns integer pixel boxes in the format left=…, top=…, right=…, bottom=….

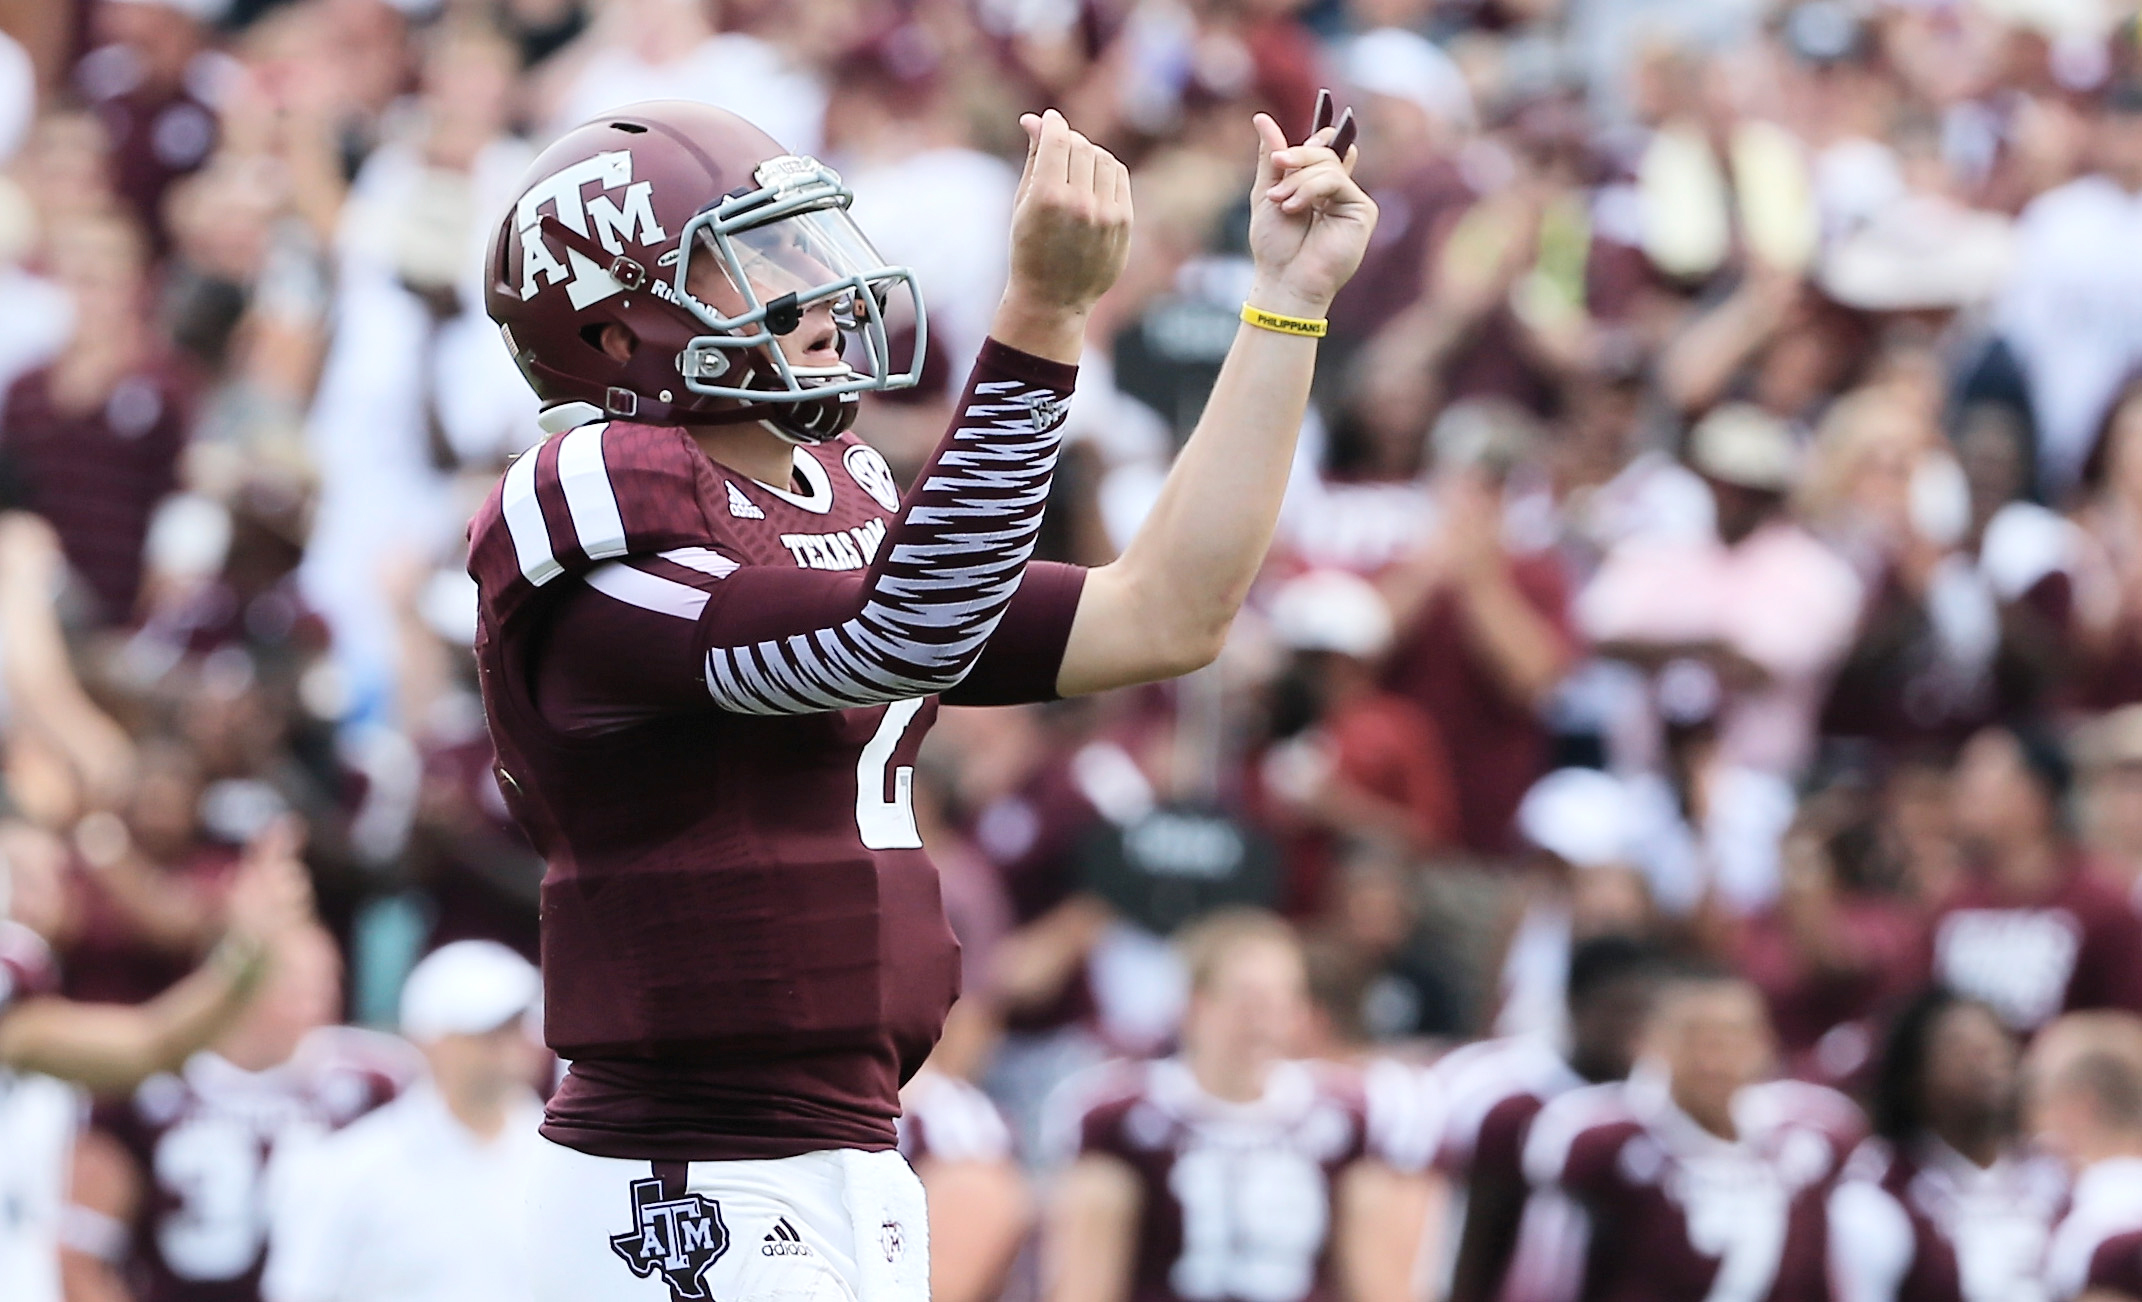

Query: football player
left=1828, top=988, right=2065, bottom=1302
left=0, top=818, right=308, bottom=1302
left=472, top=93, right=1374, bottom=1302
left=1435, top=935, right=1668, bottom=1302
left=2029, top=1012, right=2142, bottom=1300
left=1511, top=966, right=1865, bottom=1302
left=1044, top=909, right=1428, bottom=1302
left=58, top=923, right=418, bottom=1302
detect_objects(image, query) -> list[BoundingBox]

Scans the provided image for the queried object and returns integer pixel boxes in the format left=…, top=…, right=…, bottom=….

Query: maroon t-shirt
left=2091, top=1228, right=2142, bottom=1299
left=1931, top=860, right=2142, bottom=1035
left=469, top=341, right=1085, bottom=1161
left=1061, top=1058, right=1372, bottom=1302
left=1515, top=1077, right=1864, bottom=1302
left=2, top=366, right=187, bottom=624
left=92, top=1028, right=416, bottom=1302
left=1380, top=551, right=1574, bottom=855
left=1734, top=896, right=1929, bottom=1068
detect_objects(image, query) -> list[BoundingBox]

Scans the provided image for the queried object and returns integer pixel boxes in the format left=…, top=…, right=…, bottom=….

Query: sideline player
left=1434, top=935, right=1667, bottom=1302
left=1512, top=967, right=1865, bottom=1302
left=1043, top=910, right=1428, bottom=1302
left=0, top=818, right=308, bottom=1302
left=58, top=923, right=417, bottom=1302
left=470, top=92, right=1374, bottom=1302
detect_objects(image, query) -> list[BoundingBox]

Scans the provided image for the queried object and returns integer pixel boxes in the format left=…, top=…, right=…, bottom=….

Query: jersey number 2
left=857, top=698, right=925, bottom=849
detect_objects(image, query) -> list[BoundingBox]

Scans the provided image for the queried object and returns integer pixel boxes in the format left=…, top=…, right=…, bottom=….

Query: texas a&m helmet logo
left=608, top=1178, right=730, bottom=1298
left=515, top=150, right=669, bottom=310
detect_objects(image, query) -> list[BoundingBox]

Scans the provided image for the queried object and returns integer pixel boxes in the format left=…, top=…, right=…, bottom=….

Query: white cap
left=1689, top=403, right=1800, bottom=493
left=1819, top=195, right=2014, bottom=313
left=1268, top=569, right=1394, bottom=659
left=1516, top=768, right=1633, bottom=870
left=1345, top=28, right=1475, bottom=130
left=398, top=941, right=540, bottom=1042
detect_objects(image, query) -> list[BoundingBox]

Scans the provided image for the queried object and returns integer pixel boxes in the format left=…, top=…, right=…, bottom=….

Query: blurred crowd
left=24, top=0, right=2142, bottom=1299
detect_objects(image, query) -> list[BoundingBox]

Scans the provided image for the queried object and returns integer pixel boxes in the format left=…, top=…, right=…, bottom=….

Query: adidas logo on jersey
left=761, top=1218, right=811, bottom=1257
left=726, top=481, right=765, bottom=519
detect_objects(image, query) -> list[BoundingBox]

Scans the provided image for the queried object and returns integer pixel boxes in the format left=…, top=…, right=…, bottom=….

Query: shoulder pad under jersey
left=469, top=422, right=721, bottom=628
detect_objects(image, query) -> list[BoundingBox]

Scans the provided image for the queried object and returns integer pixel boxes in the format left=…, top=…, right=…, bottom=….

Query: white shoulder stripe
left=557, top=424, right=628, bottom=561
left=501, top=449, right=562, bottom=586
left=657, top=547, right=741, bottom=580
left=585, top=561, right=709, bottom=620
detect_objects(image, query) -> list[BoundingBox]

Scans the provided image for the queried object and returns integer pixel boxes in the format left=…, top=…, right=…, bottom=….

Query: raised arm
left=530, top=111, right=1129, bottom=724
left=1057, top=104, right=1377, bottom=695
left=0, top=821, right=307, bottom=1093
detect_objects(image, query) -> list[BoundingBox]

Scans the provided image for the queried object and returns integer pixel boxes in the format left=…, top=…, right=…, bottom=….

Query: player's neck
left=690, top=424, right=801, bottom=490
left=1930, top=1116, right=2006, bottom=1169
left=1187, top=1051, right=1270, bottom=1104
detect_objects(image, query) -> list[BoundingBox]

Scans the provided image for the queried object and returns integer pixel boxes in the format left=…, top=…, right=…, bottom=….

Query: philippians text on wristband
left=1240, top=303, right=1328, bottom=338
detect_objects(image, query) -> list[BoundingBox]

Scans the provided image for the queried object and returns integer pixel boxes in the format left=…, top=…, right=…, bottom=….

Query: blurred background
left=18, top=0, right=2142, bottom=1298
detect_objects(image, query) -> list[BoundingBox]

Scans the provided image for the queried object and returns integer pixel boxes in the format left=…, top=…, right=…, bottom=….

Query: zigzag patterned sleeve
left=699, top=340, right=1076, bottom=714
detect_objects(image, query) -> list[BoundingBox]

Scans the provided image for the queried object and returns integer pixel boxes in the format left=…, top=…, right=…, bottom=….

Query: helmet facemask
left=669, top=156, right=925, bottom=443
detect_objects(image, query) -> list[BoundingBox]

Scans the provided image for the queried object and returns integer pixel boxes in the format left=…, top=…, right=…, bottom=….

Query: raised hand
left=1247, top=92, right=1378, bottom=320
left=222, top=816, right=314, bottom=947
left=995, top=109, right=1134, bottom=361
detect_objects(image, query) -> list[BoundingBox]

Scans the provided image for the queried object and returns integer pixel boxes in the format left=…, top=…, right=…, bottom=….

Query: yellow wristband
left=1240, top=303, right=1328, bottom=338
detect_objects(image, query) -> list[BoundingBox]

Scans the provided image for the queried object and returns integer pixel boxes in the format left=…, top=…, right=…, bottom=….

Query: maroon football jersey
left=93, top=1027, right=418, bottom=1302
left=896, top=1068, right=1015, bottom=1166
left=2089, top=1228, right=2142, bottom=1300
left=467, top=341, right=1084, bottom=1161
left=1058, top=1058, right=1373, bottom=1302
left=1826, top=1137, right=2065, bottom=1302
left=1513, top=1075, right=1865, bottom=1302
left=2048, top=1157, right=2142, bottom=1300
left=1932, top=861, right=2142, bottom=1035
left=1432, top=1035, right=1586, bottom=1302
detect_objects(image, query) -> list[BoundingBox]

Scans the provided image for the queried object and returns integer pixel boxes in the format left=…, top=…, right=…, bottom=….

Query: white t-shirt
left=0, top=1072, right=78, bottom=1302
left=263, top=1085, right=545, bottom=1302
left=1998, top=174, right=2142, bottom=499
left=549, top=34, right=825, bottom=156
left=2046, top=1155, right=2142, bottom=1301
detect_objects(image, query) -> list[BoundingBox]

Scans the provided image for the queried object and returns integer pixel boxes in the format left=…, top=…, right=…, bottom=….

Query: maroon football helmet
left=485, top=100, right=925, bottom=443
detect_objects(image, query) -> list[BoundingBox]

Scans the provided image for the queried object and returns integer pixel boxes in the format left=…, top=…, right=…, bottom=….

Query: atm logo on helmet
left=516, top=149, right=669, bottom=308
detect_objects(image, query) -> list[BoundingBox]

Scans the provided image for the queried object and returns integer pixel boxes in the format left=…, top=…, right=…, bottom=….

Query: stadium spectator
left=260, top=941, right=545, bottom=1302
left=1828, top=988, right=2066, bottom=1302
left=1255, top=567, right=1458, bottom=917
left=1933, top=726, right=2142, bottom=1035
left=1582, top=401, right=1865, bottom=779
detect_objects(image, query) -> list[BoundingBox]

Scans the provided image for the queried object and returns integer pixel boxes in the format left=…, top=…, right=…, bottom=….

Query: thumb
left=1016, top=113, right=1043, bottom=202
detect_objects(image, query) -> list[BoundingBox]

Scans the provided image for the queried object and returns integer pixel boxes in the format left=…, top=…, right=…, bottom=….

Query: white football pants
left=527, top=1139, right=929, bottom=1302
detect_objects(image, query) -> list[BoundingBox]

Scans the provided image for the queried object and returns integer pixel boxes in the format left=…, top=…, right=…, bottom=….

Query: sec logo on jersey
left=845, top=444, right=901, bottom=512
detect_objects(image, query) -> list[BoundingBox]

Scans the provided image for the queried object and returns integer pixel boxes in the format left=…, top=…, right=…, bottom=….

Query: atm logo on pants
left=609, top=1177, right=730, bottom=1299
